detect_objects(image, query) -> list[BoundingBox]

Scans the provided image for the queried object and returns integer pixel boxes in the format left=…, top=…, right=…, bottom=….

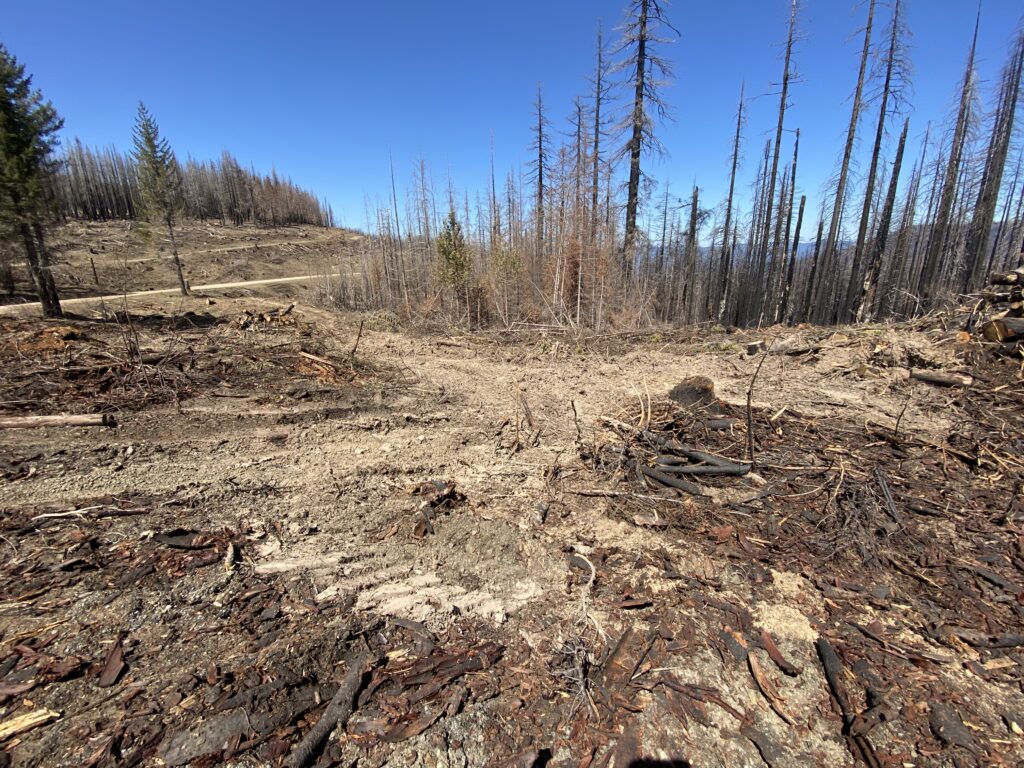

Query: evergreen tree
left=436, top=210, right=470, bottom=324
left=131, top=102, right=188, bottom=295
left=0, top=45, right=63, bottom=316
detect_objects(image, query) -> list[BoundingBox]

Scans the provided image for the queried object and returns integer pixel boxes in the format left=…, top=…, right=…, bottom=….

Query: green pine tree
left=0, top=44, right=64, bottom=316
left=436, top=210, right=470, bottom=324
left=132, top=102, right=188, bottom=295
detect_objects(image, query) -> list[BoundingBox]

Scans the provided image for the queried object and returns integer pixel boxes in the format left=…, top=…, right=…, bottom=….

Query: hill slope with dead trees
left=330, top=2, right=1024, bottom=332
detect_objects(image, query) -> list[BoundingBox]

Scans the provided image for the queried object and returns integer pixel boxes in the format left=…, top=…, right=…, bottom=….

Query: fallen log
left=980, top=317, right=1024, bottom=343
left=0, top=414, right=116, bottom=429
left=909, top=369, right=973, bottom=388
left=990, top=266, right=1024, bottom=285
left=980, top=289, right=1023, bottom=303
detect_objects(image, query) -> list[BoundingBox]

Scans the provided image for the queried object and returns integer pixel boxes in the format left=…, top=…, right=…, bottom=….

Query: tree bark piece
left=909, top=370, right=973, bottom=388
left=0, top=414, right=116, bottom=429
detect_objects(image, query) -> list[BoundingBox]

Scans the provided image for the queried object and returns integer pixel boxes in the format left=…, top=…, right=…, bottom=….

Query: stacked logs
left=978, top=265, right=1024, bottom=353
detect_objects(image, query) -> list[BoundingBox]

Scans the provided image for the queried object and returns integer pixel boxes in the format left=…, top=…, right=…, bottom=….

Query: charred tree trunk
left=622, top=0, right=650, bottom=269
left=857, top=117, right=909, bottom=321
left=778, top=194, right=805, bottom=324
left=962, top=32, right=1024, bottom=292
left=816, top=0, right=876, bottom=323
left=753, top=0, right=797, bottom=321
left=920, top=17, right=979, bottom=305
left=718, top=83, right=745, bottom=323
left=21, top=220, right=62, bottom=317
left=799, top=217, right=825, bottom=323
left=844, top=0, right=903, bottom=319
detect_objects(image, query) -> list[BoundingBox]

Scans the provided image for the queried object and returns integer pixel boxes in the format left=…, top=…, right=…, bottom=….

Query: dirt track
left=0, top=272, right=343, bottom=316
left=1, top=295, right=1023, bottom=766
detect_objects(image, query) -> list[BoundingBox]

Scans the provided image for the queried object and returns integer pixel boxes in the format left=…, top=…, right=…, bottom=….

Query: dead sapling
left=350, top=318, right=364, bottom=369
left=746, top=336, right=777, bottom=465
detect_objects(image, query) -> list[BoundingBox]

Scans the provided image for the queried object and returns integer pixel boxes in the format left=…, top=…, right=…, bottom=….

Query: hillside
left=1, top=220, right=360, bottom=307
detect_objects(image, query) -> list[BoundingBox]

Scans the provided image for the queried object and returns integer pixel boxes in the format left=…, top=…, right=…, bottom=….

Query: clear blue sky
left=5, top=0, right=1023, bottom=232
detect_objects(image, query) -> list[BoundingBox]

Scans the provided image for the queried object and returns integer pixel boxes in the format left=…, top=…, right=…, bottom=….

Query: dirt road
left=0, top=272, right=341, bottom=316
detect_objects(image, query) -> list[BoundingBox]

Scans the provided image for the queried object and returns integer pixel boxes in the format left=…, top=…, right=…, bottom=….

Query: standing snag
left=616, top=0, right=678, bottom=274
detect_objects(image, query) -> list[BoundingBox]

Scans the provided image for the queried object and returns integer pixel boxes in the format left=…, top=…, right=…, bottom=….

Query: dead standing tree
left=528, top=84, right=552, bottom=294
left=751, top=0, right=799, bottom=326
left=961, top=29, right=1024, bottom=292
left=857, top=117, right=910, bottom=321
left=919, top=16, right=979, bottom=306
left=843, top=0, right=909, bottom=319
left=717, top=82, right=746, bottom=323
left=590, top=22, right=612, bottom=247
left=813, top=0, right=876, bottom=324
left=616, top=0, right=678, bottom=278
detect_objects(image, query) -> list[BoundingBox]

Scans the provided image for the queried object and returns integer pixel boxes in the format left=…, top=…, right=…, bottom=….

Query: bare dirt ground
left=2, top=220, right=359, bottom=304
left=1, top=282, right=1023, bottom=767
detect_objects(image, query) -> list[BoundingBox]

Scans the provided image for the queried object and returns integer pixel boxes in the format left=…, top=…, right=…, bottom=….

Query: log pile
left=235, top=303, right=296, bottom=331
left=978, top=265, right=1024, bottom=352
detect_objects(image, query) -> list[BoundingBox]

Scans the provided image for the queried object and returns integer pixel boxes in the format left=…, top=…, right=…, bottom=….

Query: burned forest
left=2, top=2, right=1024, bottom=768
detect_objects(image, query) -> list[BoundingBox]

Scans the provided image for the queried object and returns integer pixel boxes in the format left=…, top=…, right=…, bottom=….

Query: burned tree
left=616, top=0, right=678, bottom=273
left=753, top=0, right=799, bottom=323
left=919, top=17, right=979, bottom=304
left=856, top=117, right=909, bottom=321
left=528, top=84, right=551, bottom=271
left=962, top=30, right=1024, bottom=292
left=717, top=83, right=746, bottom=323
left=590, top=22, right=612, bottom=244
left=814, top=0, right=876, bottom=323
left=843, top=0, right=908, bottom=319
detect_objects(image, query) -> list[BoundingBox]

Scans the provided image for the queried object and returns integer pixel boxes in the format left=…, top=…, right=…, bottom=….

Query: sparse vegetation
left=2, top=4, right=1024, bottom=767
left=330, top=5, right=1024, bottom=332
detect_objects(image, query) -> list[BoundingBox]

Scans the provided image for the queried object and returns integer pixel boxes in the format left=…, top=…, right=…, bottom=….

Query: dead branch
left=284, top=649, right=369, bottom=768
left=0, top=413, right=116, bottom=429
left=747, top=337, right=775, bottom=465
left=350, top=319, right=365, bottom=366
left=909, top=369, right=973, bottom=387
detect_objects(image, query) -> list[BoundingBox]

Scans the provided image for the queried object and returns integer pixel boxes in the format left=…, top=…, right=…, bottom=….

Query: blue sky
left=5, top=0, right=1023, bottom=232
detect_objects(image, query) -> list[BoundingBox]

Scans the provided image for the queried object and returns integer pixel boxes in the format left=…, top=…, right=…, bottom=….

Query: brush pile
left=584, top=376, right=753, bottom=500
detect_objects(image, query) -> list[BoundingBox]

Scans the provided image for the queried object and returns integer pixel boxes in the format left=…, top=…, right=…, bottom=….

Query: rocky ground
left=0, top=291, right=1023, bottom=767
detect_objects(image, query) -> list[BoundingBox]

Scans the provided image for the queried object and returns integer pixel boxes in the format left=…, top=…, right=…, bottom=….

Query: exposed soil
left=2, top=220, right=359, bottom=304
left=1, top=291, right=1023, bottom=767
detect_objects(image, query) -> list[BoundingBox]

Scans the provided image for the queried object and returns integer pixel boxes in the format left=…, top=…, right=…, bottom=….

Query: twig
left=350, top=319, right=364, bottom=367
left=570, top=399, right=583, bottom=446
left=893, top=393, right=910, bottom=438
left=746, top=337, right=776, bottom=465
